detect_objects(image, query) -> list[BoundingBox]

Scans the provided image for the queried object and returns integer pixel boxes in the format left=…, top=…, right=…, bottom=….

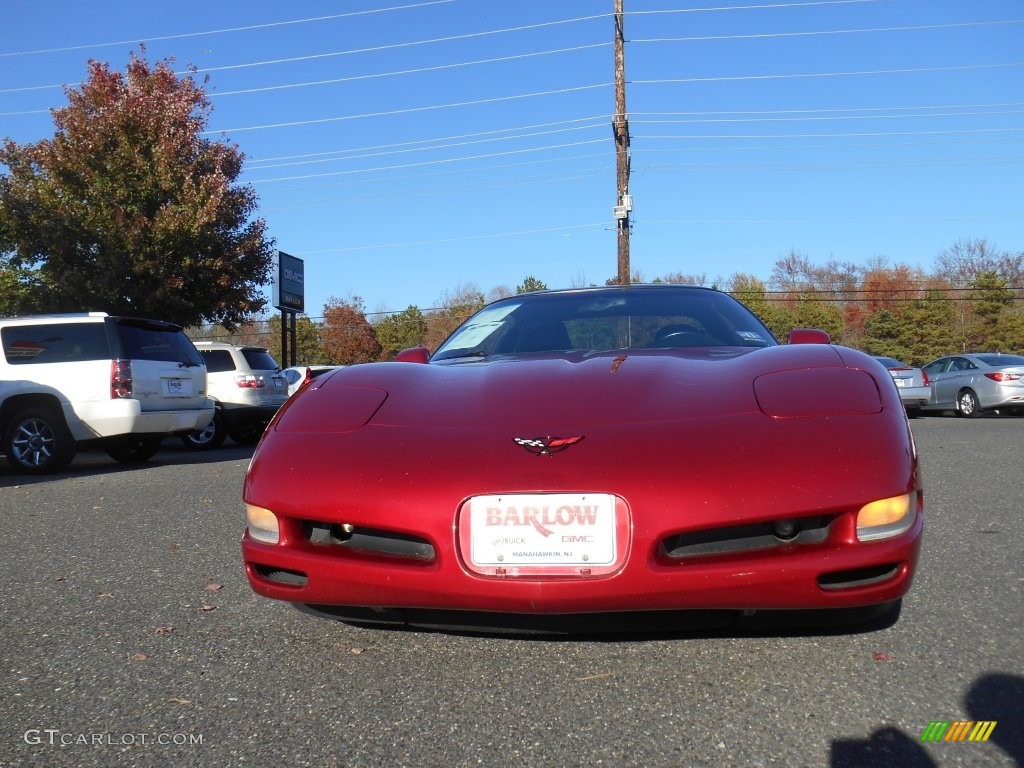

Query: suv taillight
left=111, top=360, right=132, bottom=399
left=235, top=374, right=265, bottom=389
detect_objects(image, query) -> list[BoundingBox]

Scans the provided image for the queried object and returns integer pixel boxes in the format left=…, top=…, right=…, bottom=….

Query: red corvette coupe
left=242, top=285, right=922, bottom=630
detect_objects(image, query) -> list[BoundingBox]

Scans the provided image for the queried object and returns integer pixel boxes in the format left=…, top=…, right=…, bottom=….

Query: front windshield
left=432, top=286, right=777, bottom=361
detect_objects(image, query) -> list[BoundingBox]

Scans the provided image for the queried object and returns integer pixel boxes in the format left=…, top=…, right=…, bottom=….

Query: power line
left=0, top=1, right=458, bottom=58
left=189, top=14, right=610, bottom=76
left=247, top=115, right=610, bottom=164
left=247, top=139, right=608, bottom=185
left=209, top=44, right=610, bottom=98
left=294, top=223, right=609, bottom=256
left=631, top=61, right=1024, bottom=86
left=0, top=13, right=611, bottom=94
left=630, top=108, right=1024, bottom=125
left=245, top=121, right=609, bottom=171
left=631, top=127, right=1024, bottom=140
left=629, top=18, right=1024, bottom=43
left=627, top=0, right=881, bottom=15
left=207, top=83, right=613, bottom=135
left=260, top=167, right=610, bottom=213
left=254, top=152, right=611, bottom=197
left=630, top=101, right=1024, bottom=118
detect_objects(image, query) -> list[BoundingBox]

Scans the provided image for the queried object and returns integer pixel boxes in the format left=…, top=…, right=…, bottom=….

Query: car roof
left=194, top=341, right=269, bottom=352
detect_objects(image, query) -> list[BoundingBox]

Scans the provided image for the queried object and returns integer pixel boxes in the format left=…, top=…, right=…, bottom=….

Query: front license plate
left=460, top=493, right=627, bottom=577
left=164, top=377, right=191, bottom=396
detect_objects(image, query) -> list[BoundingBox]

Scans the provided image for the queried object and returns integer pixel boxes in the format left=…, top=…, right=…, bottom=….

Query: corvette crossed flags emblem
left=513, top=436, right=585, bottom=456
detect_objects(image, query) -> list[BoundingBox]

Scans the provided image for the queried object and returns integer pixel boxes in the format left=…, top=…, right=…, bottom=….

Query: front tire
left=3, top=407, right=76, bottom=474
left=955, top=389, right=981, bottom=418
left=106, top=437, right=163, bottom=464
left=182, top=413, right=226, bottom=450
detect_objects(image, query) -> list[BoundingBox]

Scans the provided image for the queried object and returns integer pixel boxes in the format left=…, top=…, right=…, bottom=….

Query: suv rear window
left=114, top=319, right=203, bottom=365
left=242, top=349, right=280, bottom=371
left=2, top=323, right=110, bottom=365
left=200, top=349, right=237, bottom=373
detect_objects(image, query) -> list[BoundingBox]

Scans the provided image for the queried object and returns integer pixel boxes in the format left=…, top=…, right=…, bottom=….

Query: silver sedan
left=921, top=353, right=1024, bottom=417
left=872, top=357, right=931, bottom=417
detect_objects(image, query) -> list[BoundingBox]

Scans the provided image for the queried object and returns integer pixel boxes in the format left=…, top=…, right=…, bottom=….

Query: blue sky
left=3, top=0, right=1022, bottom=320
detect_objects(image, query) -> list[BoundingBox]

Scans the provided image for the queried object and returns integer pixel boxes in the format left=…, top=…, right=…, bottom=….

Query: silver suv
left=0, top=313, right=214, bottom=473
left=184, top=342, right=288, bottom=449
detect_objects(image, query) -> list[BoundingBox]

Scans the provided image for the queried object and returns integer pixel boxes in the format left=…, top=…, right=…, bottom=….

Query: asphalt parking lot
left=1, top=415, right=1021, bottom=768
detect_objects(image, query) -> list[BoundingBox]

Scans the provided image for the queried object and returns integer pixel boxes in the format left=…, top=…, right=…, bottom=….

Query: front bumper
left=242, top=503, right=922, bottom=615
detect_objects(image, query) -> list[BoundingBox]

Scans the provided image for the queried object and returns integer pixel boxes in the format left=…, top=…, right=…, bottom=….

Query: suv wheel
left=228, top=423, right=265, bottom=445
left=3, top=407, right=76, bottom=474
left=106, top=437, right=163, bottom=464
left=182, top=413, right=226, bottom=450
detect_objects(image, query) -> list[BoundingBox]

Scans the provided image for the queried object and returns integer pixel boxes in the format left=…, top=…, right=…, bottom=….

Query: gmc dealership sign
left=272, top=251, right=304, bottom=313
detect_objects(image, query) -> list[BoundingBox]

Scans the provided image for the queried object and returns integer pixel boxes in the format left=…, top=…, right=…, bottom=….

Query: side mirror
left=395, top=346, right=430, bottom=364
left=787, top=328, right=832, bottom=345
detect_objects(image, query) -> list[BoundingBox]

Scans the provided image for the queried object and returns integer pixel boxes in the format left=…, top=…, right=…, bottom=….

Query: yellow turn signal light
left=246, top=504, right=280, bottom=544
left=856, top=493, right=916, bottom=542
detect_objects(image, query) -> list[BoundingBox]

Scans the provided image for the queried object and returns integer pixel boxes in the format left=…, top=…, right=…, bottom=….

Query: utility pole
left=613, top=0, right=632, bottom=285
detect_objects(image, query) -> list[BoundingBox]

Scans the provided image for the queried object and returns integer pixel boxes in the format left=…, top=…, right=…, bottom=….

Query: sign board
left=272, top=251, right=304, bottom=313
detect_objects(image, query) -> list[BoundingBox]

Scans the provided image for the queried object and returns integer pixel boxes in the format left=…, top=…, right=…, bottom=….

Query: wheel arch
left=1, top=393, right=71, bottom=433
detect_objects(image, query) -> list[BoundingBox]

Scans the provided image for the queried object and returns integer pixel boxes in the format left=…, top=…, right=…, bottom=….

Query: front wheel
left=182, top=413, right=226, bottom=450
left=106, top=437, right=163, bottom=464
left=3, top=407, right=76, bottom=474
left=955, top=389, right=981, bottom=418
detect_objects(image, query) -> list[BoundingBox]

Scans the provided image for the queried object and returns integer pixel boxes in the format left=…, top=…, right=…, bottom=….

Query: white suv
left=184, top=342, right=289, bottom=449
left=0, top=313, right=214, bottom=474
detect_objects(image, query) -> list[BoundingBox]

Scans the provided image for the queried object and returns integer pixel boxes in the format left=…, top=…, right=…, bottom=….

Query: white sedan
left=281, top=365, right=345, bottom=396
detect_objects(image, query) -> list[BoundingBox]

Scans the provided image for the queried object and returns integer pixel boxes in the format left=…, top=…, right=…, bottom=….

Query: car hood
left=250, top=343, right=914, bottom=529
left=274, top=344, right=881, bottom=434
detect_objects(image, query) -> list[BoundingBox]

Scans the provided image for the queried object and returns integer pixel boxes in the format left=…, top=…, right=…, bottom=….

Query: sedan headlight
left=856, top=493, right=916, bottom=542
left=246, top=504, right=280, bottom=544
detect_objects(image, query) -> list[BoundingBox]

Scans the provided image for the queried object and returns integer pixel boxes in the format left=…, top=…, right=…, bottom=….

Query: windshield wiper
left=435, top=350, right=489, bottom=361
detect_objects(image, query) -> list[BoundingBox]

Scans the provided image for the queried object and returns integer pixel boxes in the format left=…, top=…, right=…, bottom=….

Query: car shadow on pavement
left=830, top=673, right=1023, bottom=768
left=296, top=601, right=902, bottom=641
left=0, top=441, right=255, bottom=485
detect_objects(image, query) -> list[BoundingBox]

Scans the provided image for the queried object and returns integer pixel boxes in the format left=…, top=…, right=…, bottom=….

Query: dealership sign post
left=272, top=251, right=304, bottom=367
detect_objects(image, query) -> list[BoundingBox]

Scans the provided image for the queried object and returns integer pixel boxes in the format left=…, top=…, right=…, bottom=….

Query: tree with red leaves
left=320, top=296, right=381, bottom=364
left=0, top=50, right=273, bottom=327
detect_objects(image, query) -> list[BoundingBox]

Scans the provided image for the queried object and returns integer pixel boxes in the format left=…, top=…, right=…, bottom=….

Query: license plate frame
left=459, top=493, right=629, bottom=578
left=164, top=377, right=191, bottom=396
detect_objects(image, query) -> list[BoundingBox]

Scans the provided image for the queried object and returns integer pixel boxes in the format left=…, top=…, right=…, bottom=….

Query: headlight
left=856, top=493, right=916, bottom=542
left=246, top=504, right=280, bottom=544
